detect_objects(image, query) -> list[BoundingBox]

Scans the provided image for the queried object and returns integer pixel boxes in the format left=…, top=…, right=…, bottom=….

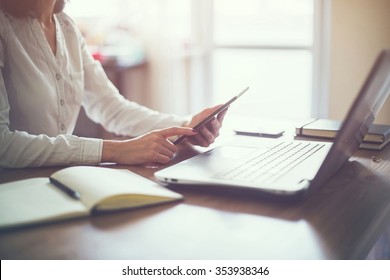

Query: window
left=65, top=0, right=330, bottom=119
left=206, top=0, right=328, bottom=120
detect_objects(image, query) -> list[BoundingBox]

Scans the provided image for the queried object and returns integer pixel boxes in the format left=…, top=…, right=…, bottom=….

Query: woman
left=0, top=0, right=226, bottom=168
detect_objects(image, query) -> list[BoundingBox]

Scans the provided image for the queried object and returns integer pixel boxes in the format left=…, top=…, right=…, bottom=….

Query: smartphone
left=234, top=127, right=284, bottom=138
left=174, top=86, right=249, bottom=144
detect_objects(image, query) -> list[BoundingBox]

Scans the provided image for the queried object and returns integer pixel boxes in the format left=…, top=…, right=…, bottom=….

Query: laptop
left=155, top=50, right=390, bottom=198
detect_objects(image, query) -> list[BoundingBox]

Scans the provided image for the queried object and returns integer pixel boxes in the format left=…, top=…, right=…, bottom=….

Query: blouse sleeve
left=74, top=20, right=189, bottom=137
left=0, top=15, right=102, bottom=168
left=0, top=75, right=103, bottom=168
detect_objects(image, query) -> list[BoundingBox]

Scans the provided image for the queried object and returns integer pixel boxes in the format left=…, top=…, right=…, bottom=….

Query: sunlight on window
left=65, top=0, right=191, bottom=45
left=214, top=0, right=313, bottom=46
left=212, top=0, right=314, bottom=119
left=65, top=1, right=118, bottom=18
left=213, top=50, right=312, bottom=119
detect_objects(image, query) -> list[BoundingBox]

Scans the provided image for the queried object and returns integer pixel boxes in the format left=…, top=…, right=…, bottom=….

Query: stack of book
left=295, top=118, right=390, bottom=150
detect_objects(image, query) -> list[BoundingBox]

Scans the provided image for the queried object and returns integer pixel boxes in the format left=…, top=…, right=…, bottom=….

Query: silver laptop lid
left=312, top=49, right=390, bottom=189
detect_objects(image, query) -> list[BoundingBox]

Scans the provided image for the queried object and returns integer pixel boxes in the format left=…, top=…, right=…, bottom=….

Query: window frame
left=192, top=0, right=331, bottom=119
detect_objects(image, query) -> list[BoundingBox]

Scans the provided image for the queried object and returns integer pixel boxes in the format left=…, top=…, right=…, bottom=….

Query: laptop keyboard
left=214, top=141, right=325, bottom=184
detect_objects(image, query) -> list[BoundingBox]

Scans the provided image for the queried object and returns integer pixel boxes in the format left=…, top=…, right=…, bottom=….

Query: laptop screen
left=313, top=49, right=390, bottom=189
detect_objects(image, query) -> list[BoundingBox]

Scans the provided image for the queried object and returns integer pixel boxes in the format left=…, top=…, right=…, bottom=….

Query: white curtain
left=134, top=0, right=199, bottom=115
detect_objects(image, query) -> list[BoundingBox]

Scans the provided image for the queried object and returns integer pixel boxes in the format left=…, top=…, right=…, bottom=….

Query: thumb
left=202, top=104, right=224, bottom=115
left=158, top=126, right=197, bottom=138
left=217, top=107, right=229, bottom=122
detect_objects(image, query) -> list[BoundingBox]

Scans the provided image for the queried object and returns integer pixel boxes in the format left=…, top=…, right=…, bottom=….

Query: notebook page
left=0, top=178, right=87, bottom=229
left=50, top=167, right=182, bottom=211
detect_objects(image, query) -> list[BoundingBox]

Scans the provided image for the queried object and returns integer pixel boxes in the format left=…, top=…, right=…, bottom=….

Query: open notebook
left=0, top=166, right=182, bottom=229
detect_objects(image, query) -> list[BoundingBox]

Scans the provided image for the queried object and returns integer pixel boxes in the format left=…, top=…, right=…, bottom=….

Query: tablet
left=174, top=86, right=249, bottom=144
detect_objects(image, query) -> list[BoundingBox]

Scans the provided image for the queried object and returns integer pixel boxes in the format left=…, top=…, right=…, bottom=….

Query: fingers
left=186, top=118, right=219, bottom=147
left=111, top=110, right=226, bottom=165
left=200, top=121, right=219, bottom=144
left=191, top=108, right=226, bottom=146
left=156, top=139, right=176, bottom=157
left=195, top=128, right=215, bottom=146
left=146, top=127, right=197, bottom=164
left=137, top=135, right=175, bottom=165
left=109, top=126, right=199, bottom=165
left=217, top=107, right=228, bottom=123
left=206, top=104, right=224, bottom=113
left=151, top=145, right=175, bottom=163
left=159, top=126, right=197, bottom=138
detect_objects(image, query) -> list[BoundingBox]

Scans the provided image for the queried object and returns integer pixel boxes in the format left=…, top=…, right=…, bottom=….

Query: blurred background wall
left=329, top=0, right=390, bottom=123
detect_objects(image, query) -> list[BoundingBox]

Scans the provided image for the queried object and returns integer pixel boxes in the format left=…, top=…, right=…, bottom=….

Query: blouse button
left=60, top=124, right=65, bottom=131
left=56, top=73, right=61, bottom=80
left=60, top=99, right=65, bottom=106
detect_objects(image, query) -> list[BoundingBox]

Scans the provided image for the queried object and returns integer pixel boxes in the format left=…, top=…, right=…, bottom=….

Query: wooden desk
left=1, top=135, right=390, bottom=259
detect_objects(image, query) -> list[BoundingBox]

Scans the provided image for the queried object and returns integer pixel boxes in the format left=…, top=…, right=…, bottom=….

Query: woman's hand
left=102, top=127, right=197, bottom=165
left=185, top=105, right=228, bottom=147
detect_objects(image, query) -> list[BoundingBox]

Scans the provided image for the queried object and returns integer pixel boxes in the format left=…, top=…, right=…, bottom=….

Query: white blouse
left=0, top=10, right=187, bottom=168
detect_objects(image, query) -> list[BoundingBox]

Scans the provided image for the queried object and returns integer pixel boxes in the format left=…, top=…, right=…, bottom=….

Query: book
left=358, top=140, right=390, bottom=151
left=363, top=124, right=390, bottom=143
left=295, top=118, right=390, bottom=150
left=295, top=118, right=341, bottom=139
left=0, top=166, right=183, bottom=230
